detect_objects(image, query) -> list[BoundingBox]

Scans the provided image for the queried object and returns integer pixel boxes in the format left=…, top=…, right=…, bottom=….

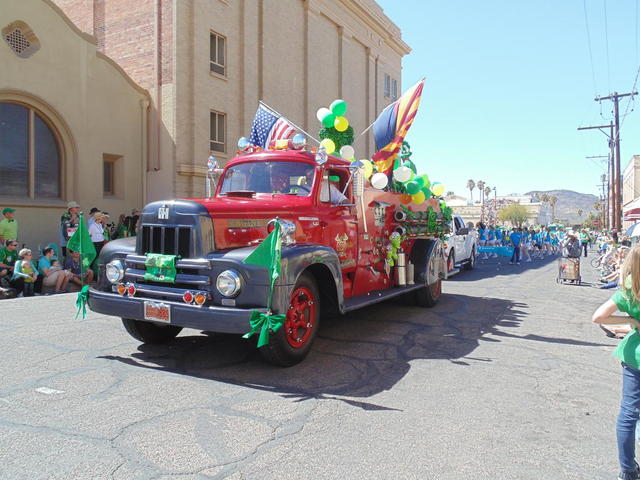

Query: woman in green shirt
left=593, top=245, right=640, bottom=480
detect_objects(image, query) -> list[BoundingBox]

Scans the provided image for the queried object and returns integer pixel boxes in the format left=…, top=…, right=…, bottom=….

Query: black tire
left=259, top=273, right=320, bottom=367
left=415, top=240, right=444, bottom=308
left=590, top=257, right=601, bottom=268
left=464, top=246, right=476, bottom=270
left=121, top=318, right=182, bottom=344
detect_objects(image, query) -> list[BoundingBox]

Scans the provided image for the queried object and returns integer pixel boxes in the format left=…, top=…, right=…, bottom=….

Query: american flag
left=249, top=104, right=296, bottom=148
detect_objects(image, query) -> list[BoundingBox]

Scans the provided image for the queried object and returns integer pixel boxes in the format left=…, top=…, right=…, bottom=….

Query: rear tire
left=121, top=318, right=182, bottom=344
left=259, top=273, right=320, bottom=367
left=415, top=240, right=444, bottom=308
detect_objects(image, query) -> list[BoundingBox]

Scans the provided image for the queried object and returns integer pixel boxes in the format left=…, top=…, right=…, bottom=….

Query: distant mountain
left=525, top=189, right=599, bottom=225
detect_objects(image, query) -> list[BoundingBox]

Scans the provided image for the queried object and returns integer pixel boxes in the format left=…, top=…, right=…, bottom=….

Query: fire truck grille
left=140, top=226, right=192, bottom=258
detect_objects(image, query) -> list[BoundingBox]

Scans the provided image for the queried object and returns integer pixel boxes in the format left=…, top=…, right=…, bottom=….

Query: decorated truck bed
left=88, top=82, right=453, bottom=365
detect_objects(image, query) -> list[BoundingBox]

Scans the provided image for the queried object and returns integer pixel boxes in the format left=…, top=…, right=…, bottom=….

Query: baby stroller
left=557, top=241, right=581, bottom=285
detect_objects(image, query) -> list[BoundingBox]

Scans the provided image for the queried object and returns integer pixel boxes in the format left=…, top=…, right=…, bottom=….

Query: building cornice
left=338, top=0, right=411, bottom=57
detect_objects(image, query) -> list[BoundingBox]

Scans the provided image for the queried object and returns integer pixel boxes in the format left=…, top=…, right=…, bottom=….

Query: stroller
left=557, top=240, right=581, bottom=285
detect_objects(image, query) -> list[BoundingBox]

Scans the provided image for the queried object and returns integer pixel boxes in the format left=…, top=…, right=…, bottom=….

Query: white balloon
left=316, top=107, right=331, bottom=122
left=371, top=172, right=389, bottom=190
left=393, top=166, right=412, bottom=183
left=339, top=145, right=355, bottom=160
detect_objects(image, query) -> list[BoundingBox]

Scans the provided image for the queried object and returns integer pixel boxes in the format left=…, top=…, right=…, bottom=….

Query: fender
left=271, top=244, right=343, bottom=315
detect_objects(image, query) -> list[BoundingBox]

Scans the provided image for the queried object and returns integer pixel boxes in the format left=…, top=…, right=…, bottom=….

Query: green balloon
left=330, top=99, right=347, bottom=117
left=321, top=112, right=336, bottom=128
left=405, top=181, right=421, bottom=195
left=422, top=187, right=432, bottom=199
left=415, top=176, right=425, bottom=188
left=421, top=174, right=431, bottom=189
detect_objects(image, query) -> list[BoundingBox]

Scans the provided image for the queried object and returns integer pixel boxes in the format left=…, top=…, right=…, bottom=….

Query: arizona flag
left=249, top=104, right=296, bottom=148
left=371, top=79, right=425, bottom=174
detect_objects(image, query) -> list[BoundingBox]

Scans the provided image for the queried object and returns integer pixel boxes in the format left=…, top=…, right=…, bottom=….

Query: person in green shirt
left=0, top=207, right=18, bottom=244
left=580, top=230, right=589, bottom=258
left=593, top=245, right=640, bottom=480
left=0, top=239, right=19, bottom=283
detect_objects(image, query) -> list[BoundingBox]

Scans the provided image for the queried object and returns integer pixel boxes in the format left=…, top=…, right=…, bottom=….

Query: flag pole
left=259, top=101, right=320, bottom=144
left=79, top=215, right=83, bottom=287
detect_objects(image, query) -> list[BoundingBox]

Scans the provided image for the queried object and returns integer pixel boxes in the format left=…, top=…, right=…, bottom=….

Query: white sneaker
left=525, top=258, right=532, bottom=262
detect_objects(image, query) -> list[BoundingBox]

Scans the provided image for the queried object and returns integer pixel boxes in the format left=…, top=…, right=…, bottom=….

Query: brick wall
left=52, top=0, right=173, bottom=89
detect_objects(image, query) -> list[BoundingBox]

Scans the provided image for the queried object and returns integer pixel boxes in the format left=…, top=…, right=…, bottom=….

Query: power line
left=604, top=0, right=611, bottom=92
left=583, top=0, right=599, bottom=96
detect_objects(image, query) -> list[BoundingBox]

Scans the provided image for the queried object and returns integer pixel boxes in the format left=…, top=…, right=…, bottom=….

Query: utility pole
left=578, top=124, right=614, bottom=230
left=586, top=155, right=609, bottom=229
left=595, top=91, right=637, bottom=231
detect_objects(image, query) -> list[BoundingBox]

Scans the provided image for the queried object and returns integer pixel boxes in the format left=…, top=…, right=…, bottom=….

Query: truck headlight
left=216, top=270, right=242, bottom=297
left=105, top=260, right=125, bottom=284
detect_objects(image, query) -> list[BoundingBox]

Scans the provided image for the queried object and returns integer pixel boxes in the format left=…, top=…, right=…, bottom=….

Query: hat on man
left=67, top=201, right=80, bottom=209
left=2, top=208, right=16, bottom=215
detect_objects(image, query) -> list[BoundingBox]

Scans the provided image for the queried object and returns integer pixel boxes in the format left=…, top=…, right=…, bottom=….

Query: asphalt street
left=0, top=250, right=626, bottom=479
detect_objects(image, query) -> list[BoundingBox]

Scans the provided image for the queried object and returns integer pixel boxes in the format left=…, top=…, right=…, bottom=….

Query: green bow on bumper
left=242, top=311, right=286, bottom=348
left=144, top=253, right=177, bottom=283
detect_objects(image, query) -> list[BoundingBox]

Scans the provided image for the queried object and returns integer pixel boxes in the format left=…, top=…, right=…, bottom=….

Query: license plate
left=144, top=301, right=171, bottom=323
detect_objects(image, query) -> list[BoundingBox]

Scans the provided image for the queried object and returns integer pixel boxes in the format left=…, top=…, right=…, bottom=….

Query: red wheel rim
left=284, top=286, right=316, bottom=349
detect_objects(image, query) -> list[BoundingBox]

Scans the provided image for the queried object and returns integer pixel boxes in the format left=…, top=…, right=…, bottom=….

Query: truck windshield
left=219, top=161, right=315, bottom=196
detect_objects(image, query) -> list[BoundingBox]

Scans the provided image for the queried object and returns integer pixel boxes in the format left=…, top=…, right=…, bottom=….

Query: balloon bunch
left=380, top=141, right=446, bottom=205
left=316, top=99, right=354, bottom=154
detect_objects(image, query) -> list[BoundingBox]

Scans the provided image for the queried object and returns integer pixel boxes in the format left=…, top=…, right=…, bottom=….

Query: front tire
left=121, top=318, right=182, bottom=344
left=259, top=273, right=320, bottom=367
left=464, top=247, right=476, bottom=270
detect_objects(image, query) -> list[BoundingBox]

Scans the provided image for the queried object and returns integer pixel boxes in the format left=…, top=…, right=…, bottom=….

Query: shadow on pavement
left=98, top=290, right=609, bottom=410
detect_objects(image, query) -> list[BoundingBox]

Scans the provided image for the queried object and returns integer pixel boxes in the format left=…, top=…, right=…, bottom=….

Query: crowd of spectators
left=0, top=202, right=140, bottom=299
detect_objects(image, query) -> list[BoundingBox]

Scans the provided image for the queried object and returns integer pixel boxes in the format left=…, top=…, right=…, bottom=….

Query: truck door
left=453, top=217, right=468, bottom=258
left=318, top=167, right=358, bottom=298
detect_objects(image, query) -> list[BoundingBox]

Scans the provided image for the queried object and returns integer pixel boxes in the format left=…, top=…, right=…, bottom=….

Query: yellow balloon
left=411, top=191, right=426, bottom=205
left=334, top=116, right=349, bottom=132
left=431, top=182, right=445, bottom=196
left=319, top=138, right=336, bottom=154
left=360, top=159, right=373, bottom=179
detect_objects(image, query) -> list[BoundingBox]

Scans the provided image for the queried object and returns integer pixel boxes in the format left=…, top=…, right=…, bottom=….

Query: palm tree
left=476, top=180, right=485, bottom=204
left=467, top=179, right=475, bottom=204
left=549, top=195, right=558, bottom=221
left=484, top=186, right=492, bottom=199
left=540, top=193, right=550, bottom=203
left=577, top=209, right=583, bottom=217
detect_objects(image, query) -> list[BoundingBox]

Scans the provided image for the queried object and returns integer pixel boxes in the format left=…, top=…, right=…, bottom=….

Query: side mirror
left=457, top=227, right=469, bottom=235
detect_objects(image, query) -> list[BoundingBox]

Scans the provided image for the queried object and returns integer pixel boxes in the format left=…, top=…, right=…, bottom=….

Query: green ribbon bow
left=144, top=253, right=177, bottom=283
left=75, top=285, right=90, bottom=320
left=242, top=310, right=286, bottom=348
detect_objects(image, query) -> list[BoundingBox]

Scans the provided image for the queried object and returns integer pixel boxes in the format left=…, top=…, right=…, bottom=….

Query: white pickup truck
left=444, top=215, right=478, bottom=275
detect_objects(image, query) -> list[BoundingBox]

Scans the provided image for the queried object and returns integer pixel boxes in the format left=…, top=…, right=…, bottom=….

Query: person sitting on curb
left=11, top=249, right=39, bottom=297
left=0, top=239, right=19, bottom=286
left=64, top=250, right=94, bottom=287
left=38, top=246, right=72, bottom=294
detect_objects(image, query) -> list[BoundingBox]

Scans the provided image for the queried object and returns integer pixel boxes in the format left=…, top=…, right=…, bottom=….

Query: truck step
left=343, top=283, right=426, bottom=313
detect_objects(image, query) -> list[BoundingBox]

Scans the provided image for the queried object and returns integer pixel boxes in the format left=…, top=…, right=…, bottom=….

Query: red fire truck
left=88, top=142, right=448, bottom=366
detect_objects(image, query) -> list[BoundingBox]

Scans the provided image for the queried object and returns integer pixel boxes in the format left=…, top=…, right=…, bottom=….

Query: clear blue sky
left=376, top=0, right=640, bottom=200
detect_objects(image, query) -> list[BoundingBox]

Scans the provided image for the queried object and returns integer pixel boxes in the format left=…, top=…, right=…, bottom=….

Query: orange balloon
left=400, top=194, right=412, bottom=205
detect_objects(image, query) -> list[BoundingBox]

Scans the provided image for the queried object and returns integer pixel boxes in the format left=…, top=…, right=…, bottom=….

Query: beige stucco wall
left=1, top=0, right=149, bottom=250
left=173, top=0, right=409, bottom=199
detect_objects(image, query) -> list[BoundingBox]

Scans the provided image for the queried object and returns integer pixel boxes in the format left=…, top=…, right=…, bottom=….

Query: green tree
left=549, top=195, right=558, bottom=220
left=577, top=209, right=583, bottom=218
left=498, top=203, right=529, bottom=227
left=484, top=186, right=492, bottom=199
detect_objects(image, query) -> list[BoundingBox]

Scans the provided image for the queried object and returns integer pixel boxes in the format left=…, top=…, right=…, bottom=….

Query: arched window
left=0, top=101, right=61, bottom=198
